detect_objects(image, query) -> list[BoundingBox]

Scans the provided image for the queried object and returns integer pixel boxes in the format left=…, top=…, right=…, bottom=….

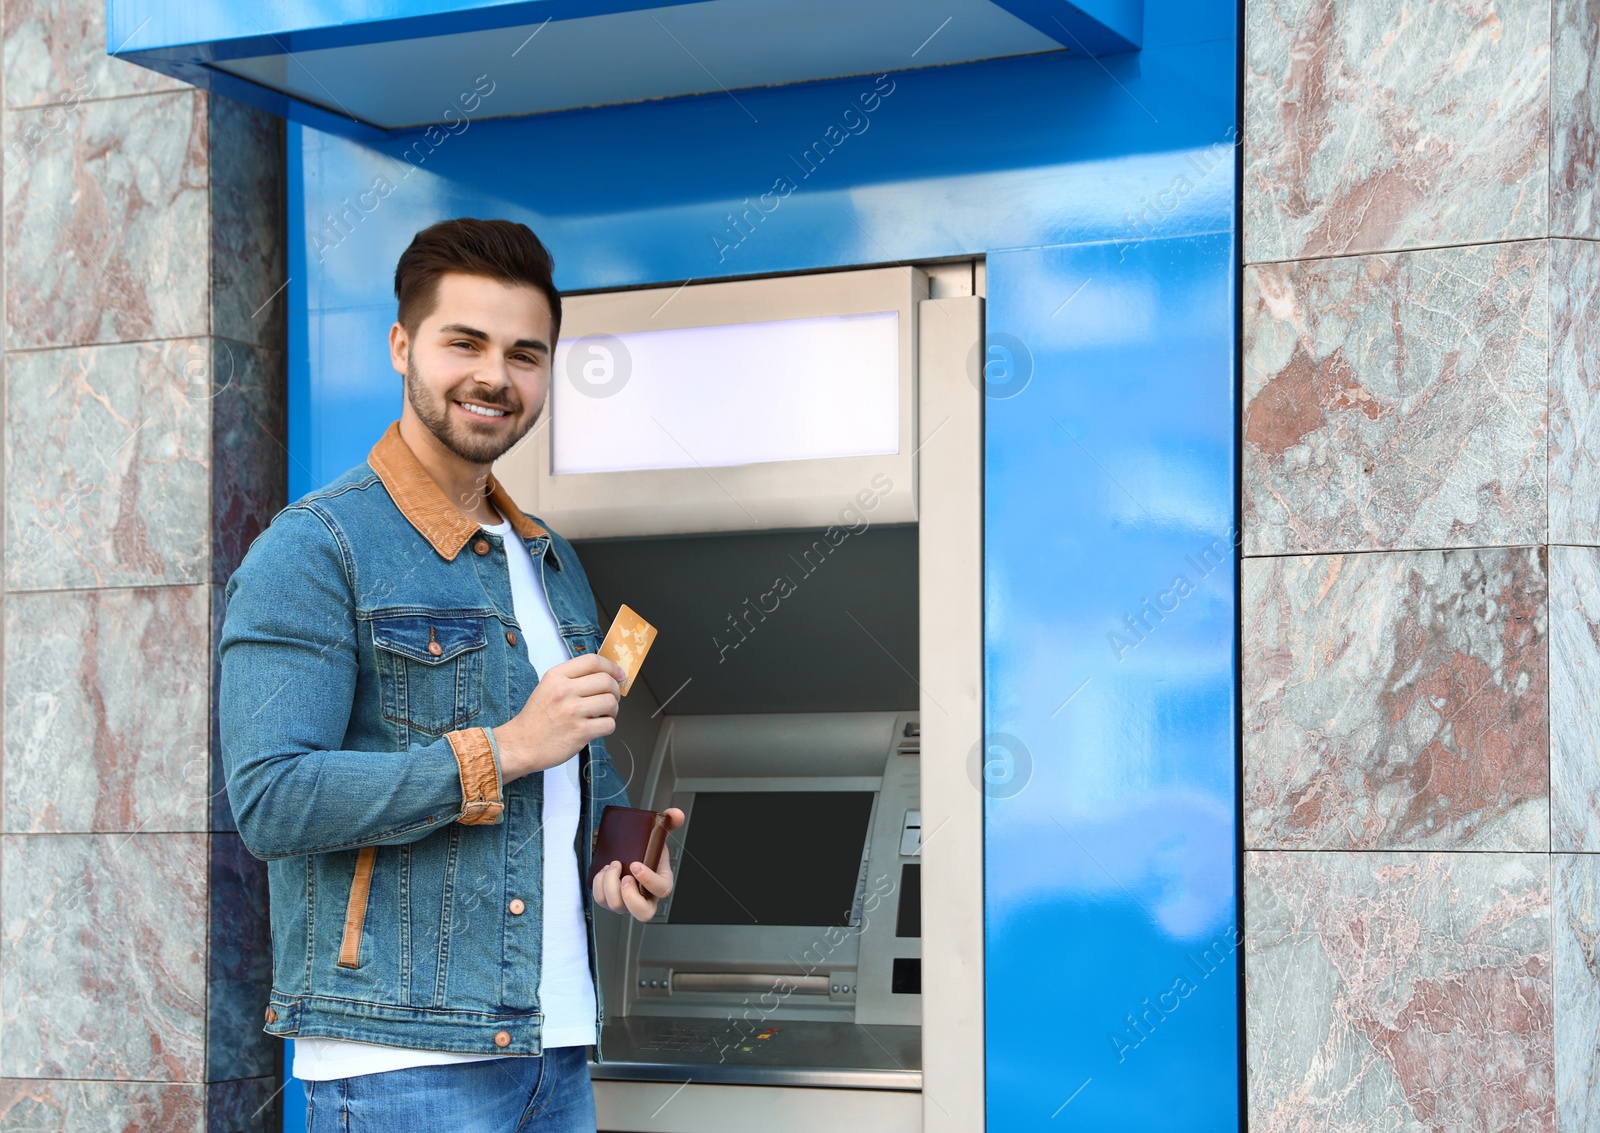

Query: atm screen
left=669, top=791, right=875, bottom=926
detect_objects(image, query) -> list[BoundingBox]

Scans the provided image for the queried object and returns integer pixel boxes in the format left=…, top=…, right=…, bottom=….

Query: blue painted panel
left=106, top=0, right=726, bottom=140
left=106, top=0, right=1135, bottom=60
left=282, top=1043, right=307, bottom=1133
left=106, top=0, right=1138, bottom=139
left=984, top=233, right=1237, bottom=1131
left=279, top=4, right=1238, bottom=1128
left=107, top=0, right=695, bottom=60
left=992, top=0, right=1142, bottom=53
left=207, top=1, right=1061, bottom=131
left=287, top=45, right=1235, bottom=495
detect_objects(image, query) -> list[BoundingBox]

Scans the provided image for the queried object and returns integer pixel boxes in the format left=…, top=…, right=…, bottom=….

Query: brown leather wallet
left=587, top=805, right=670, bottom=888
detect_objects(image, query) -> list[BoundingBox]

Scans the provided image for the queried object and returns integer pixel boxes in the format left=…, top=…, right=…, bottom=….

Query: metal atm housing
left=597, top=710, right=923, bottom=1083
left=495, top=264, right=984, bottom=1133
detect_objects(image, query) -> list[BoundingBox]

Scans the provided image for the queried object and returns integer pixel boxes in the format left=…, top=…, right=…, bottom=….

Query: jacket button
left=473, top=540, right=490, bottom=556
left=509, top=898, right=525, bottom=915
left=494, top=1031, right=511, bottom=1048
left=506, top=630, right=518, bottom=646
left=264, top=1006, right=278, bottom=1024
left=427, top=640, right=443, bottom=657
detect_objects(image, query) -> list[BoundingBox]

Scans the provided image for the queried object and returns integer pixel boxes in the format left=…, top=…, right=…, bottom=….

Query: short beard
left=405, top=355, right=538, bottom=465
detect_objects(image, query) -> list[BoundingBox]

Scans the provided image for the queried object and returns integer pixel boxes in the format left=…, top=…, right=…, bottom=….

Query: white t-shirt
left=293, top=514, right=597, bottom=1080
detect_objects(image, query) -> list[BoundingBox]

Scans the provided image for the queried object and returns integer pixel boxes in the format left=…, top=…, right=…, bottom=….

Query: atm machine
left=496, top=265, right=984, bottom=1133
left=592, top=709, right=923, bottom=1083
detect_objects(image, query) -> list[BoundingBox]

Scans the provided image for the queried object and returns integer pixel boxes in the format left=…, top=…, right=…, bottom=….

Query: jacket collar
left=368, top=421, right=546, bottom=560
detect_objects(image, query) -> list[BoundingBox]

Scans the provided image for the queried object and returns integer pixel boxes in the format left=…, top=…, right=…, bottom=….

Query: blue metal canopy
left=106, top=0, right=1140, bottom=137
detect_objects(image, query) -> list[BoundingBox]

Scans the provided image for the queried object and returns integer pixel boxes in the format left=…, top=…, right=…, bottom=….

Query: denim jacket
left=219, top=422, right=630, bottom=1056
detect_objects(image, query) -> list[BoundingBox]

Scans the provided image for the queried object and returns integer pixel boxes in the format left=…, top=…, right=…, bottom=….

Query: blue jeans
left=305, top=1047, right=596, bottom=1133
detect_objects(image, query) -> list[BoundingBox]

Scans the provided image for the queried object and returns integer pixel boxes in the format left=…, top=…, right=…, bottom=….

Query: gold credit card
left=598, top=604, right=657, bottom=696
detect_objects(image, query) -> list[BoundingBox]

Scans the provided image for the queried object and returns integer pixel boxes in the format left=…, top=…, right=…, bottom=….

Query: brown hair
left=393, top=218, right=562, bottom=340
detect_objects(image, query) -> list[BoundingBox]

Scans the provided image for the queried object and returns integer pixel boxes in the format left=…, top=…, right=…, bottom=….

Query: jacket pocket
left=371, top=612, right=487, bottom=735
left=337, top=846, right=377, bottom=969
left=559, top=624, right=602, bottom=660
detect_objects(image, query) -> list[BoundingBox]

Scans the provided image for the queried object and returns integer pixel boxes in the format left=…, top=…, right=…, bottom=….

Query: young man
left=220, top=218, right=681, bottom=1132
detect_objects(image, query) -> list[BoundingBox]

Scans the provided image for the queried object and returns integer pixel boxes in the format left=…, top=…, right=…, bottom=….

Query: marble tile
left=0, top=833, right=206, bottom=1080
left=1243, top=242, right=1548, bottom=556
left=207, top=1078, right=281, bottom=1133
left=1552, top=547, right=1600, bottom=850
left=1552, top=0, right=1599, bottom=238
left=1244, top=548, right=1548, bottom=851
left=1246, top=851, right=1553, bottom=1133
left=1555, top=854, right=1600, bottom=1131
left=4, top=90, right=208, bottom=349
left=1549, top=240, right=1600, bottom=544
left=1, top=0, right=187, bottom=110
left=209, top=96, right=286, bottom=349
left=211, top=341, right=286, bottom=585
left=4, top=340, right=210, bottom=591
left=1244, top=0, right=1549, bottom=263
left=0, top=1079, right=202, bottom=1131
left=206, top=835, right=273, bottom=1083
left=4, top=586, right=210, bottom=834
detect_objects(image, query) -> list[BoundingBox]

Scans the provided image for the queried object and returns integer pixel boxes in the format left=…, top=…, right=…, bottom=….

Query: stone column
left=1242, top=0, right=1598, bottom=1129
left=0, top=1, right=286, bottom=1128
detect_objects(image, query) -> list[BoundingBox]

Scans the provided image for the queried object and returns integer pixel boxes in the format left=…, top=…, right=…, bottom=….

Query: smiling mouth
left=456, top=400, right=512, bottom=421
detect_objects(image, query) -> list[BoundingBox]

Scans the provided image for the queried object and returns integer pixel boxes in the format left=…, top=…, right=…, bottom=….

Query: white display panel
left=494, top=265, right=922, bottom=539
left=550, top=311, right=900, bottom=476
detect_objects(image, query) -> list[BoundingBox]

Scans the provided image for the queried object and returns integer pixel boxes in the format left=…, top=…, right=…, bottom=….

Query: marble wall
left=1244, top=1, right=1600, bottom=1130
left=1244, top=547, right=1549, bottom=853
left=1248, top=852, right=1554, bottom=1132
left=0, top=0, right=285, bottom=1128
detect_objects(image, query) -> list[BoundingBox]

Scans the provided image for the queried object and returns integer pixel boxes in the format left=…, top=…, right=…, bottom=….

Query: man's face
left=390, top=271, right=554, bottom=465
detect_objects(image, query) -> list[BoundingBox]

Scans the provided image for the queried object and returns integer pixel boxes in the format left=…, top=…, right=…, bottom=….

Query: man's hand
left=592, top=808, right=686, bottom=921
left=492, top=654, right=625, bottom=783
